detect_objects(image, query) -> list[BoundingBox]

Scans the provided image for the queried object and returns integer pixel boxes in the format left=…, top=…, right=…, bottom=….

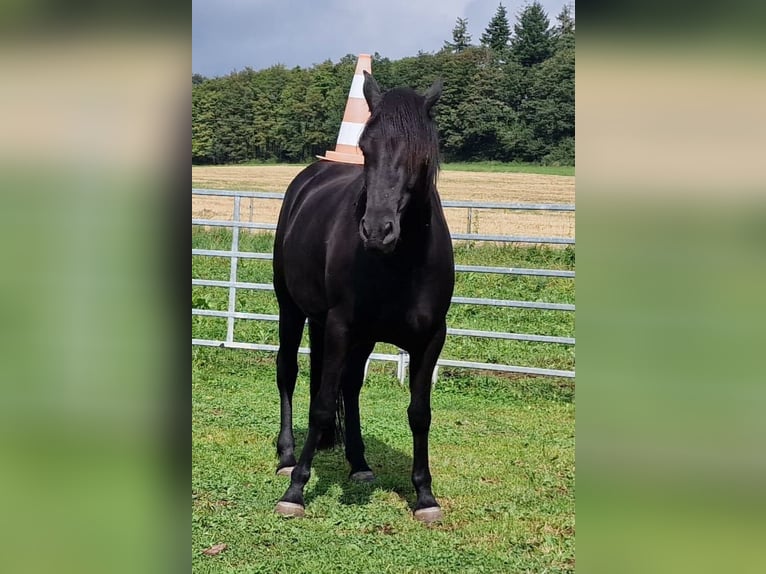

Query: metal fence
left=192, top=188, right=575, bottom=380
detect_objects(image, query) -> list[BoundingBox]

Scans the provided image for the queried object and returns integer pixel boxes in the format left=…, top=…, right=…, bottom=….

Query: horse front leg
left=275, top=312, right=350, bottom=517
left=407, top=322, right=447, bottom=523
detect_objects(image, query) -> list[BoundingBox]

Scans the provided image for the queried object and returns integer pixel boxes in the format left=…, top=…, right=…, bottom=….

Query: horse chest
left=356, top=273, right=439, bottom=333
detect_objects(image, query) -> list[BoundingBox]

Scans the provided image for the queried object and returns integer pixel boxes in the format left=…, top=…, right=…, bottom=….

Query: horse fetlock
left=411, top=468, right=432, bottom=487
left=289, top=466, right=311, bottom=485
left=279, top=482, right=307, bottom=508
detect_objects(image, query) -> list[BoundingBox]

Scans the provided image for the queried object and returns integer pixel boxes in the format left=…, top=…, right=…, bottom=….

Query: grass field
left=192, top=230, right=575, bottom=573
left=441, top=162, right=574, bottom=177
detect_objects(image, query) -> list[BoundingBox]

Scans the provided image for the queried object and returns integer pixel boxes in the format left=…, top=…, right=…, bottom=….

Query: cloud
left=192, top=0, right=569, bottom=77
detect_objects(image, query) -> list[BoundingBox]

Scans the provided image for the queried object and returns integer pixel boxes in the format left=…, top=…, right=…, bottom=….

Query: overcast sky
left=193, top=0, right=572, bottom=78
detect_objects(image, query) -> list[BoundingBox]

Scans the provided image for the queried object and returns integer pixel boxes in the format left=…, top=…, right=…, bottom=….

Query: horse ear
left=363, top=71, right=382, bottom=112
left=424, top=79, right=443, bottom=116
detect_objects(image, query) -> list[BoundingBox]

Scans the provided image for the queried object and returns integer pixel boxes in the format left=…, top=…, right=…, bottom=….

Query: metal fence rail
left=191, top=248, right=576, bottom=279
left=192, top=188, right=575, bottom=379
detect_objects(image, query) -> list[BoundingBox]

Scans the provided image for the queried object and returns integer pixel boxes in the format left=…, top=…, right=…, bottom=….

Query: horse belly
left=281, top=238, right=329, bottom=317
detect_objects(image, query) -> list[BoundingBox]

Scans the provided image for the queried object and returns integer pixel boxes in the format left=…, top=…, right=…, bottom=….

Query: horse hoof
left=274, top=501, right=305, bottom=517
left=276, top=466, right=294, bottom=477
left=350, top=470, right=376, bottom=482
left=414, top=506, right=443, bottom=524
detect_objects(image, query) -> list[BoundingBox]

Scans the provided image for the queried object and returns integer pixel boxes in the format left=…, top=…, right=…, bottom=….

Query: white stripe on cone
left=336, top=121, right=366, bottom=147
left=348, top=74, right=365, bottom=100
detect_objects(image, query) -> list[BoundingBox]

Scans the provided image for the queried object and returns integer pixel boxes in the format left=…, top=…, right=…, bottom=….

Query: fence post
left=397, top=350, right=407, bottom=385
left=226, top=196, right=241, bottom=344
left=466, top=207, right=473, bottom=234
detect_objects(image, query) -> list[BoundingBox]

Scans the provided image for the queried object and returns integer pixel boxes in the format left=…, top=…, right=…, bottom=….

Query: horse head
left=357, top=71, right=442, bottom=254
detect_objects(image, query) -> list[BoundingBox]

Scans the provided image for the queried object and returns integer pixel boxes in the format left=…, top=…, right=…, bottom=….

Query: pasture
left=192, top=224, right=575, bottom=572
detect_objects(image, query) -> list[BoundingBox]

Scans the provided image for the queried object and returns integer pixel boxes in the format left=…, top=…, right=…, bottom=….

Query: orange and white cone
left=317, top=54, right=372, bottom=165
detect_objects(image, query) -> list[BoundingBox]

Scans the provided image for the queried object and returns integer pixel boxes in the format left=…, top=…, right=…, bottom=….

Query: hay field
left=192, top=165, right=575, bottom=240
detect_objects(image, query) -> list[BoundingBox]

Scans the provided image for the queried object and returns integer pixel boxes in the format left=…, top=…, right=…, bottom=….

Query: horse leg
left=275, top=298, right=305, bottom=476
left=406, top=323, right=447, bottom=523
left=309, top=319, right=337, bottom=451
left=343, top=342, right=376, bottom=481
left=275, top=312, right=350, bottom=517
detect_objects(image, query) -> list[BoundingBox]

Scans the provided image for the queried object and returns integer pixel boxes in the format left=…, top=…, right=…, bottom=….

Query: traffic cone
left=317, top=54, right=372, bottom=164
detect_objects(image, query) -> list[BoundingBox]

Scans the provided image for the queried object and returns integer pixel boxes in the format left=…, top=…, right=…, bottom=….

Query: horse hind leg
left=275, top=297, right=305, bottom=476
left=275, top=311, right=350, bottom=517
left=308, top=320, right=340, bottom=451
left=342, top=342, right=376, bottom=481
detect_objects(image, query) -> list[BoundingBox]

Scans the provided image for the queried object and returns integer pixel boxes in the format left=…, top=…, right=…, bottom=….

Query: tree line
left=192, top=2, right=574, bottom=166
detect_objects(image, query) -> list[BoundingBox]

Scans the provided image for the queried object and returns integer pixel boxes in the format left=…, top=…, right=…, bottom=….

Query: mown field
left=192, top=229, right=575, bottom=573
left=192, top=165, right=575, bottom=240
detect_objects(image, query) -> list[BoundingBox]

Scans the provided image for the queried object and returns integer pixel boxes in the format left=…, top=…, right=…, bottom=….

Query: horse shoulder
left=278, top=163, right=363, bottom=316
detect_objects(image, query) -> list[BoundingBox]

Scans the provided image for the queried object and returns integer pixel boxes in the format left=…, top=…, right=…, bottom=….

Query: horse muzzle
left=359, top=217, right=398, bottom=254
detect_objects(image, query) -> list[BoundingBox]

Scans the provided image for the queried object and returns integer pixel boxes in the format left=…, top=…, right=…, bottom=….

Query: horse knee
left=277, top=352, right=298, bottom=383
left=407, top=404, right=431, bottom=435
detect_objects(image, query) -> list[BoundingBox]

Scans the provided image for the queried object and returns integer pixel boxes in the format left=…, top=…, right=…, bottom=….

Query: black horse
left=272, top=72, right=454, bottom=523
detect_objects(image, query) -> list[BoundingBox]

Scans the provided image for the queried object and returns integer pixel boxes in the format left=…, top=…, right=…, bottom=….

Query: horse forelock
left=363, top=88, right=440, bottom=187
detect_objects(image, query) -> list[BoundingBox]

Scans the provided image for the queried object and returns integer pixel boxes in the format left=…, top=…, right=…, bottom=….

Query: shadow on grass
left=284, top=428, right=417, bottom=510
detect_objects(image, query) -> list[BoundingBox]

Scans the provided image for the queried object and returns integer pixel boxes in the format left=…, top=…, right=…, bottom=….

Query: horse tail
left=334, top=392, right=346, bottom=447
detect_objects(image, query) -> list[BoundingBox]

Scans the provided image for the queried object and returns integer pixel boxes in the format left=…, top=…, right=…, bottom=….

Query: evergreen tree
left=553, top=4, right=575, bottom=52
left=443, top=17, right=472, bottom=53
left=556, top=4, right=575, bottom=35
left=480, top=4, right=511, bottom=55
left=511, top=1, right=553, bottom=67
left=520, top=41, right=574, bottom=164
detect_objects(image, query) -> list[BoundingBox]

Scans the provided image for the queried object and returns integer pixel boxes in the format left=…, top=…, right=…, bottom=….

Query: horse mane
left=364, top=87, right=441, bottom=189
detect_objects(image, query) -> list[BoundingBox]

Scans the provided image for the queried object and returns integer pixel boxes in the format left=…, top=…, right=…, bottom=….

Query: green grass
left=192, top=229, right=575, bottom=572
left=193, top=349, right=574, bottom=573
left=442, top=162, right=573, bottom=176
